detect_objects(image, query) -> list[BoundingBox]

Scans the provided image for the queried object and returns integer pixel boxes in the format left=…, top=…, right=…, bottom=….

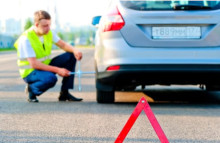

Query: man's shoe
left=27, top=93, right=39, bottom=103
left=25, top=85, right=29, bottom=94
left=59, top=91, right=83, bottom=102
left=28, top=98, right=39, bottom=103
left=25, top=85, right=39, bottom=103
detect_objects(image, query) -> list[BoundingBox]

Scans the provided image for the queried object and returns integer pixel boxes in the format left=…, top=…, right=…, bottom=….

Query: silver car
left=92, top=0, right=220, bottom=103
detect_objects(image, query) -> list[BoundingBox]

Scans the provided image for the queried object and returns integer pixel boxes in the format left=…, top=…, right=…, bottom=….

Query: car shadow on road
left=116, top=86, right=220, bottom=104
left=113, top=86, right=220, bottom=117
left=143, top=87, right=220, bottom=104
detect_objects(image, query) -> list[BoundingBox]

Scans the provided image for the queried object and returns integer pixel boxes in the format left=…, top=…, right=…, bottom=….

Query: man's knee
left=65, top=52, right=76, bottom=63
left=45, top=73, right=57, bottom=87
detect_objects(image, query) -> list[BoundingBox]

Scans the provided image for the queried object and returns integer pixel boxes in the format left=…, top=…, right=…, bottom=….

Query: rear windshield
left=120, top=0, right=220, bottom=10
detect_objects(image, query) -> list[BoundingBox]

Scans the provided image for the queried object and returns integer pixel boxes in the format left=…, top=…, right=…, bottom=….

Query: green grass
left=0, top=48, right=16, bottom=52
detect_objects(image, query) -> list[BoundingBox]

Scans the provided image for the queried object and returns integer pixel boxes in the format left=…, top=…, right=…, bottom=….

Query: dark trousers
left=23, top=52, right=76, bottom=96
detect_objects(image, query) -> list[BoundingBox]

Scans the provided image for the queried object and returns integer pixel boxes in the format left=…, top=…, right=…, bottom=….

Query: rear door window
left=120, top=0, right=220, bottom=10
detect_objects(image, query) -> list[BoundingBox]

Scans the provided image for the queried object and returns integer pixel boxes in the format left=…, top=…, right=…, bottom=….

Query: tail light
left=107, top=65, right=120, bottom=71
left=101, top=6, right=125, bottom=32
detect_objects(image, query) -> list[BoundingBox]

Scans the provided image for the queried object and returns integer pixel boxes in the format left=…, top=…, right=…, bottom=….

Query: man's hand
left=57, top=68, right=70, bottom=77
left=56, top=40, right=83, bottom=61
left=28, top=58, right=70, bottom=77
left=73, top=49, right=83, bottom=61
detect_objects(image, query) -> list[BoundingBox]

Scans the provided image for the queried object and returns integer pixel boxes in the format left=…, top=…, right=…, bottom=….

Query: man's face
left=36, top=19, right=51, bottom=35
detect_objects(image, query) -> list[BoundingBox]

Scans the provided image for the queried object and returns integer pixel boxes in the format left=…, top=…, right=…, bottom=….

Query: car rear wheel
left=96, top=89, right=115, bottom=103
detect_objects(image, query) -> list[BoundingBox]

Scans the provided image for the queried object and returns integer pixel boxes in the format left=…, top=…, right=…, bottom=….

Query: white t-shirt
left=18, top=30, right=60, bottom=59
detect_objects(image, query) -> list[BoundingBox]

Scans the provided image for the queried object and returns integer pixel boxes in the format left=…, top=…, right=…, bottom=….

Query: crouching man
left=14, top=10, right=83, bottom=102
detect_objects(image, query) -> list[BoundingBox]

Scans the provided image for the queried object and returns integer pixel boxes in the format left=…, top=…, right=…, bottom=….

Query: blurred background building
left=0, top=0, right=109, bottom=48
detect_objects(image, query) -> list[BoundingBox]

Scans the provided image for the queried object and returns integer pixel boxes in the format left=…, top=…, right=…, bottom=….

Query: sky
left=0, top=0, right=110, bottom=27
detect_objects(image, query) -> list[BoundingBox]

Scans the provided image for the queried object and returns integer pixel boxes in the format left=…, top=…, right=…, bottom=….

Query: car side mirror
left=92, top=16, right=101, bottom=26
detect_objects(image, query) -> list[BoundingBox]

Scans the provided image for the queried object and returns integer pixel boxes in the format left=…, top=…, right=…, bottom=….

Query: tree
left=24, top=18, right=33, bottom=31
left=57, top=32, right=64, bottom=40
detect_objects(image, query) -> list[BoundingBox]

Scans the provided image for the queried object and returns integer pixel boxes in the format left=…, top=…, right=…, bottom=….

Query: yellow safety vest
left=14, top=27, right=53, bottom=78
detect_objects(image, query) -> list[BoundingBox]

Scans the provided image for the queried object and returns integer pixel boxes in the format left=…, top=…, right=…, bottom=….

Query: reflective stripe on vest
left=14, top=27, right=53, bottom=78
left=18, top=56, right=51, bottom=69
left=19, top=65, right=32, bottom=69
left=18, top=55, right=51, bottom=62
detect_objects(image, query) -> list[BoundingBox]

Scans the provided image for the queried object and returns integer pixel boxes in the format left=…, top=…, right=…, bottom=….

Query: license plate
left=152, top=27, right=201, bottom=39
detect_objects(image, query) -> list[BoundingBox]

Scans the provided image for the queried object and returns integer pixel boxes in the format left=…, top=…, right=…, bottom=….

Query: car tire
left=96, top=89, right=115, bottom=103
left=205, top=84, right=220, bottom=91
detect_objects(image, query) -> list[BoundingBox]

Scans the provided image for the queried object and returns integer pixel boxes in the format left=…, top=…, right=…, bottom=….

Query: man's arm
left=55, top=39, right=82, bottom=60
left=27, top=57, right=70, bottom=77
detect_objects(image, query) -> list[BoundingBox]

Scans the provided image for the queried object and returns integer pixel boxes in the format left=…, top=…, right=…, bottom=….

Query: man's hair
left=34, top=10, right=51, bottom=24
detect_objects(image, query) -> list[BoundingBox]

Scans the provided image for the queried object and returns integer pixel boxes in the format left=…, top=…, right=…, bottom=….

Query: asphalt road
left=0, top=48, right=220, bottom=143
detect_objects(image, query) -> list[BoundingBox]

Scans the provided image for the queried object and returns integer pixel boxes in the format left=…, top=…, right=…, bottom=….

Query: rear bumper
left=96, top=64, right=220, bottom=89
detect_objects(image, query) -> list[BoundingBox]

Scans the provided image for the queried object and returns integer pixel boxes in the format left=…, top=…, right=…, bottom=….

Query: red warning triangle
left=115, top=97, right=169, bottom=143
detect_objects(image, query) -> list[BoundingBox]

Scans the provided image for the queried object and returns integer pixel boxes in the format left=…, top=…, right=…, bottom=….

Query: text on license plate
left=152, top=27, right=201, bottom=39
